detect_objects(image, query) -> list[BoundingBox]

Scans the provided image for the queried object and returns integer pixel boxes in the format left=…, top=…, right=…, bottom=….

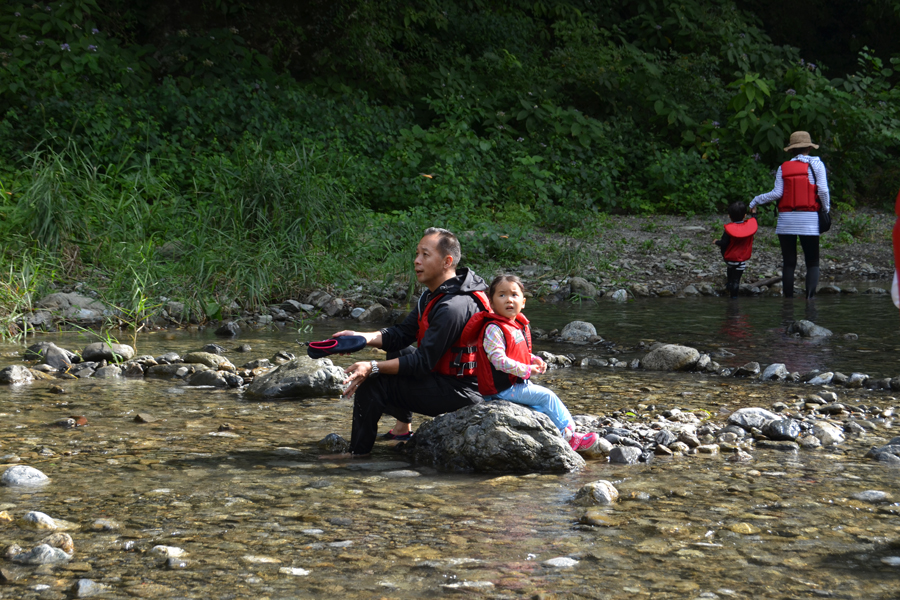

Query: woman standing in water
left=749, top=131, right=830, bottom=299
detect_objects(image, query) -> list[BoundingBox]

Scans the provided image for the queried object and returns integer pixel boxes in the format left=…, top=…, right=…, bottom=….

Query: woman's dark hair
left=790, top=147, right=812, bottom=157
left=488, top=274, right=525, bottom=299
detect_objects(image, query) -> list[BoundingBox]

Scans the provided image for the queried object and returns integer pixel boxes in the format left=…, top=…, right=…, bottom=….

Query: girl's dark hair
left=488, top=274, right=525, bottom=299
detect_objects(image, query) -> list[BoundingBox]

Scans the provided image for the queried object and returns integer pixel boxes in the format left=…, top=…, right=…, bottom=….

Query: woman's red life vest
left=893, top=188, right=900, bottom=313
left=722, top=218, right=758, bottom=262
left=779, top=161, right=819, bottom=212
left=416, top=290, right=491, bottom=377
left=460, top=312, right=533, bottom=395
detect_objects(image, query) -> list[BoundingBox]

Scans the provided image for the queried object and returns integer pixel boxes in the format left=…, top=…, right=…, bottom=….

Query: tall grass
left=0, top=140, right=423, bottom=321
left=0, top=253, right=50, bottom=342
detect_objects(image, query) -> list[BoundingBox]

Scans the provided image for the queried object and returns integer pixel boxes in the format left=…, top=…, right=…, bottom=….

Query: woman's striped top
left=749, top=155, right=830, bottom=236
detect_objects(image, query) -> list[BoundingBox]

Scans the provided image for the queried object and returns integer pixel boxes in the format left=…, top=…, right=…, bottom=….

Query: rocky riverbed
left=2, top=328, right=900, bottom=598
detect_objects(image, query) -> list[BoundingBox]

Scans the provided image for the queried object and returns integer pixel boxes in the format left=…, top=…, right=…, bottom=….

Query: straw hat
left=783, top=131, right=819, bottom=152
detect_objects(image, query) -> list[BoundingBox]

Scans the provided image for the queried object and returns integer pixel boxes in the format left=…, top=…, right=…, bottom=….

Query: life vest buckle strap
left=451, top=345, right=478, bottom=353
left=455, top=361, right=477, bottom=376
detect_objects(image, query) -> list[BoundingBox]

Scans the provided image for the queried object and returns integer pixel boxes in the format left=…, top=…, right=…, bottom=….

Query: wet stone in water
left=0, top=365, right=34, bottom=384
left=71, top=578, right=109, bottom=598
left=852, top=490, right=890, bottom=503
left=609, top=446, right=642, bottom=465
left=11, top=544, right=71, bottom=565
left=762, top=418, right=802, bottom=441
left=573, top=480, right=619, bottom=506
left=318, top=433, right=349, bottom=454
left=1, top=465, right=49, bottom=487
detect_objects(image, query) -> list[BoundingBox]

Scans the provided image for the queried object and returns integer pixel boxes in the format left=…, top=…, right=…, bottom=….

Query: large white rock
left=1, top=465, right=49, bottom=486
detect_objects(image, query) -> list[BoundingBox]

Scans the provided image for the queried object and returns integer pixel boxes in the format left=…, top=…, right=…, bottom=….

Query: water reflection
left=528, top=293, right=899, bottom=377
left=720, top=300, right=752, bottom=342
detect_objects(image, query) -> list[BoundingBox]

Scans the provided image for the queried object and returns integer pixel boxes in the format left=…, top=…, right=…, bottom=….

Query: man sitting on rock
left=331, top=227, right=490, bottom=457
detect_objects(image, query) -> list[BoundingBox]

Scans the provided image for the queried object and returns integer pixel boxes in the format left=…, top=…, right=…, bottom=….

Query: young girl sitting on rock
left=462, top=274, right=600, bottom=454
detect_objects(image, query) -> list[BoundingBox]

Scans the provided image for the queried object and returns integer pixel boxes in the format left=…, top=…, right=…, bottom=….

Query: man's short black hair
left=728, top=201, right=747, bottom=222
left=423, top=227, right=461, bottom=267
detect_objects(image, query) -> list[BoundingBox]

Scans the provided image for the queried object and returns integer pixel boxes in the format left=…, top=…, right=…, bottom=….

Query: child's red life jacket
left=722, top=218, right=758, bottom=262
left=416, top=290, right=491, bottom=377
left=779, top=161, right=819, bottom=212
left=460, top=312, right=533, bottom=395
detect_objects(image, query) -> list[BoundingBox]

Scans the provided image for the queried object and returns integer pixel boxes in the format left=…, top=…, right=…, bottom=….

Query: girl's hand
left=531, top=355, right=547, bottom=374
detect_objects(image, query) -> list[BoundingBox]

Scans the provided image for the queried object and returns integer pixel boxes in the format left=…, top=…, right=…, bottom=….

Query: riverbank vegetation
left=0, top=0, right=898, bottom=327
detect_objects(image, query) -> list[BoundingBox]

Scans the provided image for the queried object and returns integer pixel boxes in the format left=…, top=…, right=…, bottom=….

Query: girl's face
left=490, top=281, right=526, bottom=319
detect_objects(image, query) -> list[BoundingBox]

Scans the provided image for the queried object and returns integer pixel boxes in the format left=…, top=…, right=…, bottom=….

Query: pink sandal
left=569, top=431, right=599, bottom=452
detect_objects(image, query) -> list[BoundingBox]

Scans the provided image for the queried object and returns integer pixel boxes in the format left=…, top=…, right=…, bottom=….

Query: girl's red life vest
left=460, top=311, right=533, bottom=395
left=722, top=218, right=758, bottom=262
left=779, top=161, right=819, bottom=212
left=416, top=290, right=491, bottom=377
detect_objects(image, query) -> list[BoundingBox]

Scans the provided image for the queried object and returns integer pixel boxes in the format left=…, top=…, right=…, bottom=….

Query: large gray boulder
left=24, top=342, right=78, bottom=368
left=787, top=320, right=833, bottom=338
left=245, top=356, right=344, bottom=399
left=559, top=321, right=597, bottom=342
left=568, top=277, right=598, bottom=299
left=358, top=303, right=390, bottom=323
left=727, top=407, right=779, bottom=431
left=35, top=292, right=107, bottom=322
left=307, top=291, right=344, bottom=317
left=82, top=342, right=135, bottom=362
left=640, top=344, right=700, bottom=371
left=409, top=401, right=585, bottom=473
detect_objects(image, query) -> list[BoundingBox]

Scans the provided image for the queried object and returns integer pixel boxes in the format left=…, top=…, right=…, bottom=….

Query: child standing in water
left=462, top=275, right=600, bottom=453
left=714, top=200, right=758, bottom=299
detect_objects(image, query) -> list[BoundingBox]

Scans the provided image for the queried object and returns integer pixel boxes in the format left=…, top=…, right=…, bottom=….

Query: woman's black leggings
left=778, top=234, right=820, bottom=299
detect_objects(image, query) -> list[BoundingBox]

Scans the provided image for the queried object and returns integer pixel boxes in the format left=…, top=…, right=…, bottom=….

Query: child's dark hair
left=488, top=274, right=525, bottom=299
left=728, top=201, right=747, bottom=222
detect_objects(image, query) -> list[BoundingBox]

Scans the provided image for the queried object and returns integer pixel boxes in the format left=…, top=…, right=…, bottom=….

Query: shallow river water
left=2, top=294, right=900, bottom=599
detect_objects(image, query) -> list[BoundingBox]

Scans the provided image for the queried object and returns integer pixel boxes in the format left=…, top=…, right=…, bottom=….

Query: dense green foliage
left=0, top=0, right=898, bottom=318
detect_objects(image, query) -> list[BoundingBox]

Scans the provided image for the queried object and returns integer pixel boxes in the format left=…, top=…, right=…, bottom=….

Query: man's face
left=414, top=234, right=450, bottom=291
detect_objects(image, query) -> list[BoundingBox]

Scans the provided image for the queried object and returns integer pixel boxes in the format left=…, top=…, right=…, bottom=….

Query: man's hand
left=343, top=361, right=373, bottom=397
left=333, top=330, right=380, bottom=348
left=333, top=329, right=365, bottom=339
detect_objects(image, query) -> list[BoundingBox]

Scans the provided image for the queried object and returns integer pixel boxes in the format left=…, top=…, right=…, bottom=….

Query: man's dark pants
left=349, top=371, right=481, bottom=455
